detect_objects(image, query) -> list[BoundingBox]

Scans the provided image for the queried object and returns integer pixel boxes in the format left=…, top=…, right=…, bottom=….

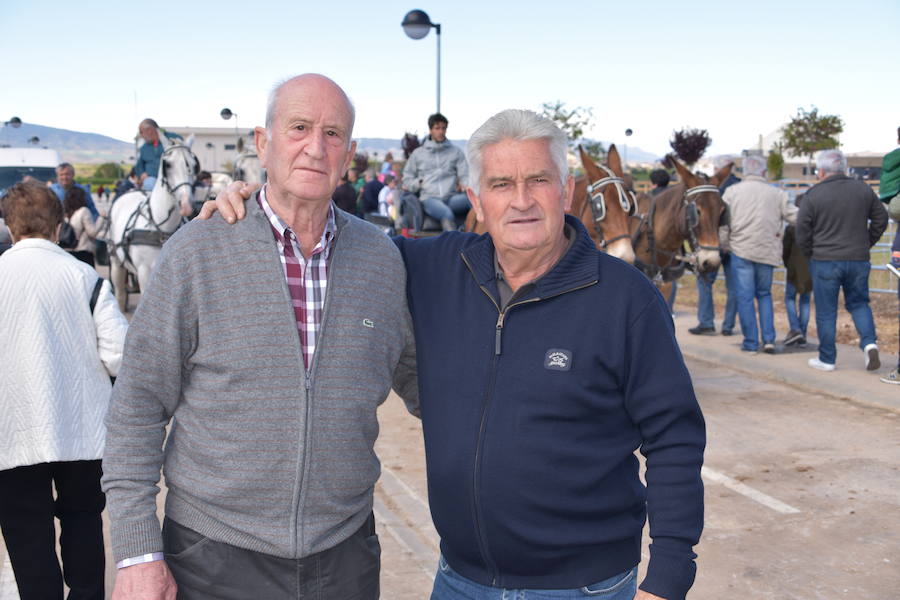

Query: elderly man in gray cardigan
left=102, top=74, right=417, bottom=600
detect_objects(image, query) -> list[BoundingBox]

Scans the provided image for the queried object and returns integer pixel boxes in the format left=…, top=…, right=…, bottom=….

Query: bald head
left=265, top=74, right=355, bottom=146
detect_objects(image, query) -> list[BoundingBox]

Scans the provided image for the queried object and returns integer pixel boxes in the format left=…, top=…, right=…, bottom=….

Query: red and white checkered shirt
left=259, top=186, right=336, bottom=371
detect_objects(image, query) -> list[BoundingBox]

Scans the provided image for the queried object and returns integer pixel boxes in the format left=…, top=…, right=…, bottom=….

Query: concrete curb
left=672, top=311, right=900, bottom=413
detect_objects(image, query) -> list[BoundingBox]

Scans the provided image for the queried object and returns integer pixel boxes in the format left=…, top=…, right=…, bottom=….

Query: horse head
left=576, top=144, right=636, bottom=264
left=159, top=135, right=198, bottom=218
left=668, top=154, right=726, bottom=272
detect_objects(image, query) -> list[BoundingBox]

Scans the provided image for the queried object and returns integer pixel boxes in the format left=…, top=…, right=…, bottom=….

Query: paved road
left=2, top=311, right=898, bottom=598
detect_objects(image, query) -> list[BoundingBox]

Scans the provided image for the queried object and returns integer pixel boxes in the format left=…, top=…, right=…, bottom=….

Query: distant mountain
left=0, top=123, right=133, bottom=164
left=0, top=124, right=660, bottom=169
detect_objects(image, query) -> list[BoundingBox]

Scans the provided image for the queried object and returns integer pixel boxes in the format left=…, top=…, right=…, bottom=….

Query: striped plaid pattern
left=258, top=186, right=335, bottom=370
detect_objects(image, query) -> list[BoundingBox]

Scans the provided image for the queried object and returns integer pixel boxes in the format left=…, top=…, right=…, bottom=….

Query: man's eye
left=294, top=125, right=305, bottom=131
left=491, top=182, right=509, bottom=189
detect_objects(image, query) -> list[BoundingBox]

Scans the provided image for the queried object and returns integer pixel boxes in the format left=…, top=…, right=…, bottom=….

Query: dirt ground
left=672, top=273, right=899, bottom=356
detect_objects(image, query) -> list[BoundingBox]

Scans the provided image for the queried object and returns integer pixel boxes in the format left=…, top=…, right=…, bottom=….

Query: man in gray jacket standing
left=102, top=74, right=417, bottom=599
left=721, top=154, right=797, bottom=354
left=796, top=149, right=888, bottom=372
left=402, top=113, right=470, bottom=231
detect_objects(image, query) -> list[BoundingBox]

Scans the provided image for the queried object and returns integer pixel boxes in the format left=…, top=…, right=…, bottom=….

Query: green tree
left=540, top=101, right=605, bottom=163
left=767, top=143, right=785, bottom=180
left=781, top=106, right=843, bottom=169
left=94, top=162, right=121, bottom=179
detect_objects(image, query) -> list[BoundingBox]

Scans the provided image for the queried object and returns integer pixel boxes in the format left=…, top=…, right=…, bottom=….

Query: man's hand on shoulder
left=195, top=181, right=259, bottom=223
left=635, top=590, right=667, bottom=600
left=112, top=561, right=177, bottom=600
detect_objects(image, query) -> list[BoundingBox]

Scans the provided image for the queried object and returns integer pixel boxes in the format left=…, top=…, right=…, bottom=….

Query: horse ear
left=578, top=145, right=600, bottom=179
left=184, top=134, right=195, bottom=149
left=710, top=161, right=733, bottom=186
left=668, top=153, right=698, bottom=187
left=606, top=144, right=622, bottom=176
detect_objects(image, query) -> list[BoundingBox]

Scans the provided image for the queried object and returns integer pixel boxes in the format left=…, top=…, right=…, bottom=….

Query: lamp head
left=402, top=9, right=434, bottom=39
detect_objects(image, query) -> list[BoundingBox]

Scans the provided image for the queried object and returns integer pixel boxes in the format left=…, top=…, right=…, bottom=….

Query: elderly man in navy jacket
left=210, top=109, right=705, bottom=600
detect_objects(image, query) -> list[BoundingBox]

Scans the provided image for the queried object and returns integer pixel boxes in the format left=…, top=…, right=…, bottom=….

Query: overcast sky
left=2, top=0, right=897, bottom=157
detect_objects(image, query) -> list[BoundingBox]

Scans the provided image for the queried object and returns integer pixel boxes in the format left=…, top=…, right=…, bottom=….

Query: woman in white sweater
left=0, top=182, right=128, bottom=600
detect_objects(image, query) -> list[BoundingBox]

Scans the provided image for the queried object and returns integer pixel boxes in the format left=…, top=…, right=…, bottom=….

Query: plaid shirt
left=259, top=186, right=336, bottom=371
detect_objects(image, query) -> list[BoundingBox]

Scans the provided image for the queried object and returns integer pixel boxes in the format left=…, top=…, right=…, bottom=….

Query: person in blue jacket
left=207, top=109, right=706, bottom=600
left=393, top=109, right=705, bottom=600
left=134, top=118, right=182, bottom=191
left=49, top=162, right=97, bottom=219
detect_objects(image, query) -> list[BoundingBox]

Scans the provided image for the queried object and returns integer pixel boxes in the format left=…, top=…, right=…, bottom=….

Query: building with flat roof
left=162, top=126, right=255, bottom=173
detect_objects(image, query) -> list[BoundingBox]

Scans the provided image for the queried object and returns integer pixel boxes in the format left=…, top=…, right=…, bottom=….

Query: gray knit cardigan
left=102, top=198, right=418, bottom=562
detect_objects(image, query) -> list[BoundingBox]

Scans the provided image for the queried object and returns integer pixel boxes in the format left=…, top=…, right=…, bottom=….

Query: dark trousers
left=163, top=513, right=380, bottom=599
left=0, top=460, right=105, bottom=600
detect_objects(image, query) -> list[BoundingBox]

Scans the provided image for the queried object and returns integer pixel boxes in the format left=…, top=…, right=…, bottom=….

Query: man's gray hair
left=742, top=154, right=767, bottom=177
left=815, top=149, right=847, bottom=175
left=466, top=109, right=568, bottom=195
left=265, top=75, right=356, bottom=149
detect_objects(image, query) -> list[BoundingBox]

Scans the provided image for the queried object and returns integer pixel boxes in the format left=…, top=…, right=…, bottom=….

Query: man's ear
left=255, top=127, right=268, bottom=167
left=467, top=187, right=484, bottom=223
left=342, top=141, right=358, bottom=175
left=563, top=174, right=575, bottom=212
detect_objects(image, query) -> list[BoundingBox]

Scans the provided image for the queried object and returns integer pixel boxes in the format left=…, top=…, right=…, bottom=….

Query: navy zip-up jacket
left=395, top=216, right=705, bottom=600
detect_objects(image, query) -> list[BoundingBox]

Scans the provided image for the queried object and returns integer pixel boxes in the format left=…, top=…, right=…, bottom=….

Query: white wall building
left=163, top=126, right=255, bottom=173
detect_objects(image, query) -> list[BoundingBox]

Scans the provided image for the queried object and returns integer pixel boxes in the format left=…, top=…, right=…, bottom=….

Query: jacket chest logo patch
left=363, top=318, right=375, bottom=328
left=544, top=349, right=572, bottom=371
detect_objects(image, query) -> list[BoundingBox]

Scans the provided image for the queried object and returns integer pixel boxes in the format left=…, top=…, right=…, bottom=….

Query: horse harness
left=631, top=183, right=722, bottom=282
left=584, top=164, right=636, bottom=249
left=108, top=145, right=196, bottom=269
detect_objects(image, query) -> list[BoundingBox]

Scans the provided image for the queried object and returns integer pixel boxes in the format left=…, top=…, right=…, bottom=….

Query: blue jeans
left=423, top=193, right=471, bottom=223
left=142, top=176, right=156, bottom=191
left=784, top=281, right=811, bottom=336
left=431, top=556, right=637, bottom=600
left=809, top=259, right=877, bottom=364
left=731, top=254, right=775, bottom=351
left=695, top=255, right=737, bottom=331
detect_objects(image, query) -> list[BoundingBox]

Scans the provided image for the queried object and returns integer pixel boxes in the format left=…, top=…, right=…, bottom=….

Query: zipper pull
left=305, top=370, right=311, bottom=390
left=495, top=312, right=504, bottom=355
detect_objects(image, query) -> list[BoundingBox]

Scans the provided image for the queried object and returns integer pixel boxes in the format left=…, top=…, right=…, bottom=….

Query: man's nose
left=304, top=129, right=327, bottom=159
left=510, top=182, right=534, bottom=209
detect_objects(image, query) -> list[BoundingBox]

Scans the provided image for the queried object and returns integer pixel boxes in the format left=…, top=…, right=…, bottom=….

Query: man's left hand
left=195, top=181, right=259, bottom=222
left=635, top=591, right=666, bottom=600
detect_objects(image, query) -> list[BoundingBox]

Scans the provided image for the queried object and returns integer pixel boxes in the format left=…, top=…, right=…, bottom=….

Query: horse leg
left=110, top=259, right=128, bottom=313
left=658, top=280, right=676, bottom=314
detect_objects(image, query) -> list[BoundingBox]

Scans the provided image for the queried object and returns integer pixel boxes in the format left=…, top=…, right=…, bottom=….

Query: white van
left=0, top=147, right=61, bottom=195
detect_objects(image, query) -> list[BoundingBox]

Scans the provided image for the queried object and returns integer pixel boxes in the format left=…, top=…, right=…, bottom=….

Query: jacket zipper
left=462, top=253, right=597, bottom=585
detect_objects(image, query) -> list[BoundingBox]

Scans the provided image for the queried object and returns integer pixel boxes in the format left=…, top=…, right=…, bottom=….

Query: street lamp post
left=2, top=116, right=22, bottom=147
left=624, top=128, right=633, bottom=171
left=220, top=108, right=240, bottom=149
left=402, top=9, right=442, bottom=114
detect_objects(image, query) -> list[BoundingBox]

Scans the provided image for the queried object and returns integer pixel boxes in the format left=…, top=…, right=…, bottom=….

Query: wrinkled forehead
left=275, top=81, right=353, bottom=131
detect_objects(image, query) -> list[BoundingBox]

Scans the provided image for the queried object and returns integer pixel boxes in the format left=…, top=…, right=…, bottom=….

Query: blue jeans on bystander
left=430, top=556, right=638, bottom=600
left=695, top=254, right=738, bottom=332
left=731, top=254, right=775, bottom=352
left=809, top=259, right=877, bottom=365
left=784, top=280, right=811, bottom=337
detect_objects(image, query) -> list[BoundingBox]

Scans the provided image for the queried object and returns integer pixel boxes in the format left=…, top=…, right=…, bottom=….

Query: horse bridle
left=585, top=164, right=636, bottom=247
left=682, top=184, right=722, bottom=253
left=160, top=145, right=199, bottom=197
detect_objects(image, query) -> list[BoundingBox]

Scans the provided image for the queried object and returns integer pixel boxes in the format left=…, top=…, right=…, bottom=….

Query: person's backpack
left=58, top=219, right=77, bottom=249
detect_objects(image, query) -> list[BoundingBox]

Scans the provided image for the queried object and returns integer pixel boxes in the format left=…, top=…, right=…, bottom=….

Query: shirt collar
left=258, top=184, right=336, bottom=252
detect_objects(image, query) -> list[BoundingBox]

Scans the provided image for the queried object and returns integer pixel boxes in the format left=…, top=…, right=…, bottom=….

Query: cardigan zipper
left=462, top=251, right=598, bottom=585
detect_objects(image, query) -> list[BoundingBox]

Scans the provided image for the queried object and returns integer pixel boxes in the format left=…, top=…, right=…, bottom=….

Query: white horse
left=233, top=151, right=265, bottom=185
left=107, top=136, right=197, bottom=310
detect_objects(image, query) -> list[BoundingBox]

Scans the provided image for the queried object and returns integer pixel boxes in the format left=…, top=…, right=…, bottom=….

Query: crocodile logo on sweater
left=544, top=349, right=572, bottom=371
left=363, top=318, right=375, bottom=328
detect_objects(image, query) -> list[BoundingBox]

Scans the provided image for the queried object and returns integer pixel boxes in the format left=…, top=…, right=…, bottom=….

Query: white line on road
left=373, top=497, right=437, bottom=580
left=702, top=466, right=802, bottom=514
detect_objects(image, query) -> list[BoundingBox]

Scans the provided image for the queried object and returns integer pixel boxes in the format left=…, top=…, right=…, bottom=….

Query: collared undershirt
left=258, top=185, right=336, bottom=371
left=495, top=224, right=576, bottom=310
left=115, top=186, right=336, bottom=570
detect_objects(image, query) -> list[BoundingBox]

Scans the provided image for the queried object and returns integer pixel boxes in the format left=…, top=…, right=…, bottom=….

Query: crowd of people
left=685, top=142, right=899, bottom=385
left=0, top=71, right=897, bottom=600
